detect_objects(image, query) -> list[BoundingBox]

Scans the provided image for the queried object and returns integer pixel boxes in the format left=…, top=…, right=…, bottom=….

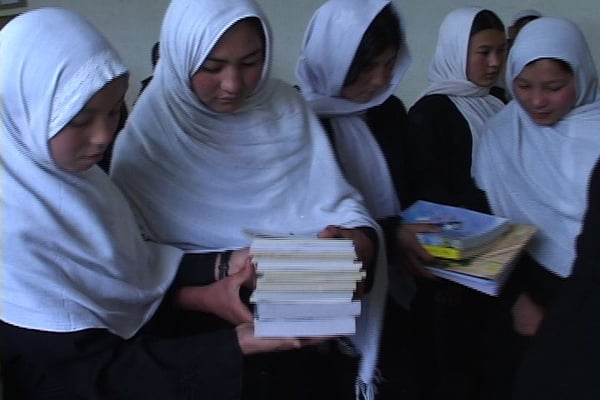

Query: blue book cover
left=403, top=201, right=509, bottom=251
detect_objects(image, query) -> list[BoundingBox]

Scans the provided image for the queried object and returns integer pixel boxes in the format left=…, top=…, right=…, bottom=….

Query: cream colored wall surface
left=25, top=0, right=600, bottom=108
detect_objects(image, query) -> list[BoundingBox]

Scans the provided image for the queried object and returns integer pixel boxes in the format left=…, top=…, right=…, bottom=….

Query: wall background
left=22, top=0, right=600, bottom=108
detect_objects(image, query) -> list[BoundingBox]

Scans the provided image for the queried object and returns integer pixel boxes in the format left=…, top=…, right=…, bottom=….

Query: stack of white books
left=249, top=236, right=364, bottom=338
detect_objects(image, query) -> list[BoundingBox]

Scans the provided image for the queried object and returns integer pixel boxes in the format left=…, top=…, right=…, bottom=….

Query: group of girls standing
left=2, top=0, right=600, bottom=399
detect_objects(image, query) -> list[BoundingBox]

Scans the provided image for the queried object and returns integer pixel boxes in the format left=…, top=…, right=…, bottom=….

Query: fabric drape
left=0, top=8, right=182, bottom=339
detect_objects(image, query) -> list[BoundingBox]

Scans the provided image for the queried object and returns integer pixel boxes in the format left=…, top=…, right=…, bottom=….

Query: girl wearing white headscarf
left=474, top=17, right=600, bottom=338
left=404, top=6, right=506, bottom=212
left=403, top=8, right=513, bottom=400
left=110, top=0, right=386, bottom=398
left=0, top=8, right=299, bottom=399
left=296, top=1, right=434, bottom=396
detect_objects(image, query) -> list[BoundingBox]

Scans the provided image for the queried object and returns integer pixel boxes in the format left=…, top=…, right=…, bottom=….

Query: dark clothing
left=513, top=157, right=600, bottom=400
left=403, top=94, right=490, bottom=213
left=321, top=95, right=410, bottom=253
left=321, top=95, right=421, bottom=399
left=405, top=93, right=521, bottom=400
left=1, top=324, right=242, bottom=400
left=364, top=95, right=412, bottom=208
left=322, top=95, right=411, bottom=209
left=0, top=253, right=244, bottom=400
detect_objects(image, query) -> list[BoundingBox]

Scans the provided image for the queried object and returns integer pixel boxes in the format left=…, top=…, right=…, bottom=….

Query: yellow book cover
left=425, top=224, right=537, bottom=295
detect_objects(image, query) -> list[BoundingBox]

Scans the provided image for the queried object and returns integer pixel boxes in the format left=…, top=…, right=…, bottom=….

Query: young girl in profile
left=0, top=7, right=300, bottom=399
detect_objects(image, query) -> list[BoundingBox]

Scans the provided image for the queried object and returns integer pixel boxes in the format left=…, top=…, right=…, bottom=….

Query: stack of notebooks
left=249, top=236, right=364, bottom=338
left=404, top=200, right=537, bottom=296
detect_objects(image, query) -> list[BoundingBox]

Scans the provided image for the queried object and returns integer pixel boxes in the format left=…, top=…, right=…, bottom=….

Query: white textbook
left=249, top=236, right=364, bottom=337
left=254, top=317, right=356, bottom=338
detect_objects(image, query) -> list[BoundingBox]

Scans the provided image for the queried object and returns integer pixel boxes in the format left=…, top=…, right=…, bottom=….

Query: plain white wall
left=25, top=0, right=600, bottom=108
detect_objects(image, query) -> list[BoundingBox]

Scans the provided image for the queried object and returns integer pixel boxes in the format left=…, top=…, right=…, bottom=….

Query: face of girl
left=50, top=75, right=127, bottom=172
left=341, top=46, right=397, bottom=103
left=466, top=28, right=506, bottom=87
left=513, top=58, right=577, bottom=126
left=191, top=19, right=265, bottom=113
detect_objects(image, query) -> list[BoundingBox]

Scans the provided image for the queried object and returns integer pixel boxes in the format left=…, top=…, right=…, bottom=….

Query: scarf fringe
left=354, top=368, right=382, bottom=400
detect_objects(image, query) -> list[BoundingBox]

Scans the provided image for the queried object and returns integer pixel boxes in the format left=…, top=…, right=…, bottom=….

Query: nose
left=530, top=89, right=547, bottom=109
left=90, top=118, right=116, bottom=148
left=488, top=52, right=503, bottom=68
left=369, top=66, right=391, bottom=88
left=221, top=66, right=243, bottom=94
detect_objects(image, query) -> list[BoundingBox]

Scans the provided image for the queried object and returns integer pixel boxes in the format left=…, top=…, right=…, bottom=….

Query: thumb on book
left=229, top=258, right=257, bottom=289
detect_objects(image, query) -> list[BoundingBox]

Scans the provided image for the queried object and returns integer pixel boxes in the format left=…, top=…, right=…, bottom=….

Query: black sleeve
left=571, top=158, right=600, bottom=282
left=377, top=215, right=402, bottom=264
left=0, top=321, right=243, bottom=400
left=404, top=95, right=490, bottom=213
left=171, top=252, right=219, bottom=288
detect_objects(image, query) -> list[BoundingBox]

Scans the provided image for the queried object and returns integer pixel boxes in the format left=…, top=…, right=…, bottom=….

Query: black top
left=0, top=253, right=244, bottom=400
left=513, top=157, right=600, bottom=400
left=403, top=94, right=490, bottom=213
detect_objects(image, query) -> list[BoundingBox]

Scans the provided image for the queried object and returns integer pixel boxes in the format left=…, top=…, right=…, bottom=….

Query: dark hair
left=526, top=58, right=573, bottom=74
left=151, top=41, right=160, bottom=67
left=240, top=17, right=266, bottom=50
left=515, top=15, right=540, bottom=28
left=343, top=4, right=402, bottom=87
left=469, top=9, right=505, bottom=37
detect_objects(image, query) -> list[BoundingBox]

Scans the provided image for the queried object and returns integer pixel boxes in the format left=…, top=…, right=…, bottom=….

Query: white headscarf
left=474, top=17, right=600, bottom=277
left=418, top=6, right=504, bottom=166
left=0, top=8, right=182, bottom=339
left=296, top=0, right=410, bottom=219
left=110, top=0, right=386, bottom=396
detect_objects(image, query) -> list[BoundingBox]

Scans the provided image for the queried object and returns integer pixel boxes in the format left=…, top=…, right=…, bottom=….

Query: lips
left=532, top=112, right=551, bottom=118
left=83, top=153, right=104, bottom=162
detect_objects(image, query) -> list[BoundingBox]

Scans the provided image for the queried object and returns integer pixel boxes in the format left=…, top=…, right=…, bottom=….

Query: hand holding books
left=403, top=201, right=536, bottom=296
left=318, top=225, right=374, bottom=275
left=395, top=222, right=439, bottom=279
left=222, top=247, right=256, bottom=289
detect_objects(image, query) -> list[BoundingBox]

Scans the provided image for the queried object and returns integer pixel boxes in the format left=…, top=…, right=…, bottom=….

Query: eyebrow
left=205, top=48, right=263, bottom=63
left=79, top=96, right=125, bottom=114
